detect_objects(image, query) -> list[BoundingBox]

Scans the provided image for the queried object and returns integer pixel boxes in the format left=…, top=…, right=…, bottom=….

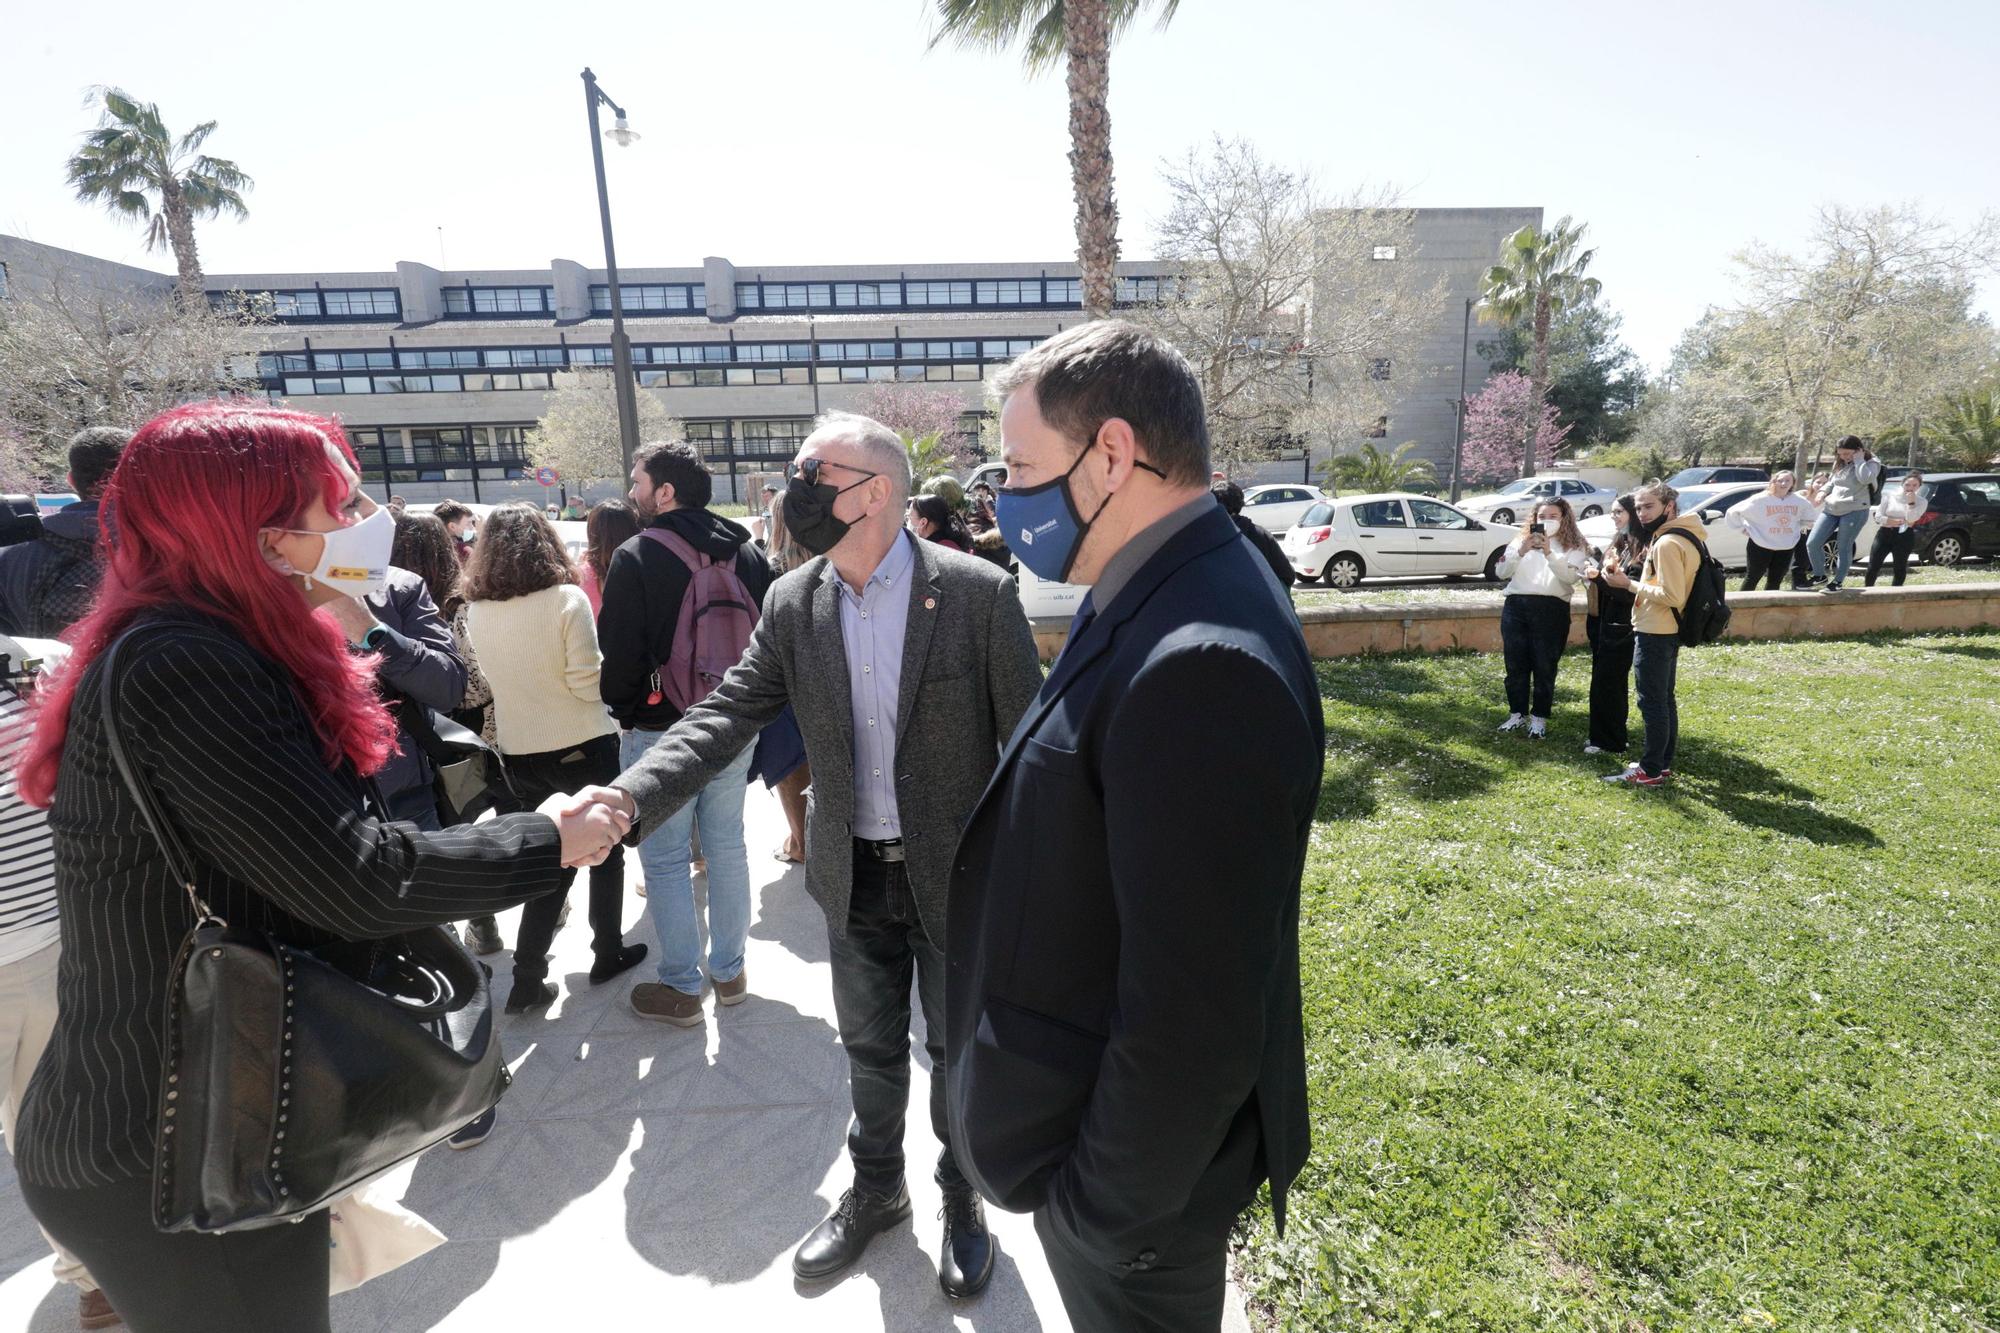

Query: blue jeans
left=620, top=730, right=754, bottom=995
left=1633, top=632, right=1681, bottom=778
left=1807, top=509, right=1868, bottom=586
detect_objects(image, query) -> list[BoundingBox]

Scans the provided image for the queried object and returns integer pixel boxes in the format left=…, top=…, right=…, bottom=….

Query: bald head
left=805, top=412, right=912, bottom=504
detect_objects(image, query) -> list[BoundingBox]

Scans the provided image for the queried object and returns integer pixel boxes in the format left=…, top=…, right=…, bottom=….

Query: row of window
left=730, top=275, right=1167, bottom=311
left=259, top=336, right=1048, bottom=380
left=211, top=289, right=401, bottom=319
left=278, top=360, right=992, bottom=397
left=442, top=286, right=552, bottom=315
left=589, top=283, right=706, bottom=312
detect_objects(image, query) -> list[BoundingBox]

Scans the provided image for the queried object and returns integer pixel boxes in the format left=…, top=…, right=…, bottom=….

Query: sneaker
left=1583, top=744, right=1605, bottom=755
left=448, top=1107, right=496, bottom=1150
left=465, top=916, right=505, bottom=956
left=1527, top=717, right=1548, bottom=741
left=504, top=979, right=558, bottom=1015
left=713, top=971, right=749, bottom=1007
left=589, top=942, right=649, bottom=986
left=630, top=982, right=705, bottom=1027
left=78, top=1288, right=121, bottom=1330
left=1603, top=764, right=1667, bottom=787
left=1497, top=713, right=1527, bottom=733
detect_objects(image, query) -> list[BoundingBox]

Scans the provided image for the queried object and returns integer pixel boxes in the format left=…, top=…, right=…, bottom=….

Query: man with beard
left=577, top=413, right=1042, bottom=1300
left=598, top=442, right=774, bottom=1024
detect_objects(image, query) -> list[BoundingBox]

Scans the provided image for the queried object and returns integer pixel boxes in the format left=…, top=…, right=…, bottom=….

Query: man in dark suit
left=579, top=412, right=1043, bottom=1300
left=946, top=321, right=1326, bottom=1331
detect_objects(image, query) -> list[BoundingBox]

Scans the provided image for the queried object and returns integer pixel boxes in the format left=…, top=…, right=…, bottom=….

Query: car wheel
left=1925, top=531, right=1967, bottom=567
left=1492, top=507, right=1515, bottom=525
left=1324, top=553, right=1366, bottom=589
left=1484, top=548, right=1508, bottom=582
left=1581, top=505, right=1603, bottom=519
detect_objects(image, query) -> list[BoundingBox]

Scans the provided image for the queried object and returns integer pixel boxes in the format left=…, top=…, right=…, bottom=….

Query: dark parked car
left=1667, top=466, right=1771, bottom=488
left=1913, top=473, right=2000, bottom=567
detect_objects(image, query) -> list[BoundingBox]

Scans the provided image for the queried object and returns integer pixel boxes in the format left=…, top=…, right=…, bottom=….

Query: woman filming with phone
left=1495, top=497, right=1590, bottom=741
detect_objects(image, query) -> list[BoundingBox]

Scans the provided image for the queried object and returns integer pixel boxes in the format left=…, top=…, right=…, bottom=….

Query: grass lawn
left=1239, top=629, right=1999, bottom=1331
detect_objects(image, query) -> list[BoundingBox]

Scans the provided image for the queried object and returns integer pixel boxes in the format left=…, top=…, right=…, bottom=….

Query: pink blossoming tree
left=1460, top=371, right=1569, bottom=486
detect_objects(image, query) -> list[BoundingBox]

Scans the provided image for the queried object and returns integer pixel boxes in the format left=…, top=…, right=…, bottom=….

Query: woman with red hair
left=10, top=403, right=628, bottom=1331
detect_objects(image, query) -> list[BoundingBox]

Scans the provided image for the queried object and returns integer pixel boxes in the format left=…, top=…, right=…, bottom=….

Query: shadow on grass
left=1913, top=640, right=2000, bottom=661
left=1655, top=737, right=1881, bottom=846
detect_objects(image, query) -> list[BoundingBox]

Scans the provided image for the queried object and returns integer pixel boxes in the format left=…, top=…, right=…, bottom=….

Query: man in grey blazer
left=580, top=412, right=1042, bottom=1300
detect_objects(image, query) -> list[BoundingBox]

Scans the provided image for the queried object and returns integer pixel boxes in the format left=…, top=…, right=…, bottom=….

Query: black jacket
left=945, top=504, right=1324, bottom=1273
left=364, top=568, right=468, bottom=818
left=1233, top=512, right=1297, bottom=589
left=15, top=611, right=561, bottom=1189
left=0, top=501, right=104, bottom=638
left=598, top=507, right=774, bottom=731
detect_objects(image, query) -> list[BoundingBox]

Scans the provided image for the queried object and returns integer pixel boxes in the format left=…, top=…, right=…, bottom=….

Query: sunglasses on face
left=786, top=458, right=879, bottom=489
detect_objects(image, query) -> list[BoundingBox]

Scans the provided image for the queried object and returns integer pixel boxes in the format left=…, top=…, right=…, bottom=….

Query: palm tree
left=1878, top=385, right=2000, bottom=471
left=1323, top=440, right=1436, bottom=494
left=1477, top=216, right=1599, bottom=478
left=65, top=87, right=252, bottom=301
left=931, top=0, right=1181, bottom=319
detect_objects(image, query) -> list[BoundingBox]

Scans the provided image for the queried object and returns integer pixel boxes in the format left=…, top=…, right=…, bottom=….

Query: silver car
left=1457, top=477, right=1620, bottom=526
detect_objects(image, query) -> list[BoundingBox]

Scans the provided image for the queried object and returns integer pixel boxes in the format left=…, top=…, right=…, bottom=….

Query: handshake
left=535, top=786, right=640, bottom=868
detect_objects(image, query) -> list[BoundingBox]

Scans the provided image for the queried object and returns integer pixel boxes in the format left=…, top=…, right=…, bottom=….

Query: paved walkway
left=1, top=784, right=1252, bottom=1331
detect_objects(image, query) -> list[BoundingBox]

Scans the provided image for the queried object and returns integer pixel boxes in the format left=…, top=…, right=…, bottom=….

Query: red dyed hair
left=17, top=402, right=396, bottom=807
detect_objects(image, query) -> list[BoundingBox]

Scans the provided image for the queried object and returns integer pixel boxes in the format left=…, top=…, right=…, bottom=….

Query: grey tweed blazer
left=615, top=534, right=1042, bottom=943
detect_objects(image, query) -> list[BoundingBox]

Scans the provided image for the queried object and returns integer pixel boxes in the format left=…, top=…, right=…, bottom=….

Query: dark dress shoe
left=504, top=979, right=558, bottom=1014
left=938, top=1186, right=995, bottom=1299
left=590, top=942, right=648, bottom=985
left=793, top=1183, right=912, bottom=1280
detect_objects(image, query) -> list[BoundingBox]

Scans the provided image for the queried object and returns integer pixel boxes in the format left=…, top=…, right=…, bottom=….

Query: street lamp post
left=1449, top=297, right=1473, bottom=502
left=582, top=68, right=642, bottom=482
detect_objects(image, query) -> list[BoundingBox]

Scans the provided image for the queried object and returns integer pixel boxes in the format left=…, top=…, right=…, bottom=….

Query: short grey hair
left=810, top=412, right=912, bottom=502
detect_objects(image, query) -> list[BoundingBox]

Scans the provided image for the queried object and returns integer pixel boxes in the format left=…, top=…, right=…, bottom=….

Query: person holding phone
left=1494, top=498, right=1589, bottom=741
left=1866, top=470, right=1929, bottom=586
left=1581, top=496, right=1642, bottom=756
left=1805, top=436, right=1881, bottom=593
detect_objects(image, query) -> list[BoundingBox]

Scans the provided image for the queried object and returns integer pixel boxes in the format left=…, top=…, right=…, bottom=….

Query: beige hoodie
left=1631, top=513, right=1710, bottom=636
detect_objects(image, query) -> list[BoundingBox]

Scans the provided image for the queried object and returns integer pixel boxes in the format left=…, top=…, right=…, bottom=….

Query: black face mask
left=1638, top=510, right=1670, bottom=540
left=782, top=473, right=873, bottom=556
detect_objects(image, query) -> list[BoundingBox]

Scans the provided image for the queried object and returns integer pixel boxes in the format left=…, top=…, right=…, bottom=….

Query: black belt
left=854, top=837, right=906, bottom=863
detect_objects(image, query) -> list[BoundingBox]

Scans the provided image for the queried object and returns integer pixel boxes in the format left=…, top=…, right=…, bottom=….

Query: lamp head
left=606, top=115, right=640, bottom=147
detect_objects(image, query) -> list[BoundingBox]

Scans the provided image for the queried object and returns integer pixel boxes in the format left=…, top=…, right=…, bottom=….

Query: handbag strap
left=98, top=626, right=226, bottom=928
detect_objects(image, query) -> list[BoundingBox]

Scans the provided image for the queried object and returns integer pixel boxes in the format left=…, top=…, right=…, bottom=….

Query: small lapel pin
left=924, top=598, right=936, bottom=610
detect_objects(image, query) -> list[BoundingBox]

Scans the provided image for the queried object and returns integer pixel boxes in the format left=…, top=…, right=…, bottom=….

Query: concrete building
left=0, top=209, right=1537, bottom=505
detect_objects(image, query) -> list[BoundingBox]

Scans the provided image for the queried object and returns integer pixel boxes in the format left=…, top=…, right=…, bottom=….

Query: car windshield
left=1496, top=479, right=1536, bottom=495
left=1666, top=469, right=1718, bottom=488
left=1674, top=486, right=1733, bottom=513
left=1299, top=502, right=1335, bottom=527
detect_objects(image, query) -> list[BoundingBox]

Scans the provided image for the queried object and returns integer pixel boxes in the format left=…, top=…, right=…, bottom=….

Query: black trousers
left=20, top=1172, right=331, bottom=1333
left=828, top=848, right=964, bottom=1195
left=1741, top=542, right=1794, bottom=592
left=1866, top=528, right=1918, bottom=586
left=1035, top=1208, right=1229, bottom=1333
left=1584, top=615, right=1633, bottom=752
left=1500, top=594, right=1572, bottom=719
left=504, top=732, right=626, bottom=983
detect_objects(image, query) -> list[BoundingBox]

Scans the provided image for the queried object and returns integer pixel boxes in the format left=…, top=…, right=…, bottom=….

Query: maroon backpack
left=640, top=528, right=760, bottom=713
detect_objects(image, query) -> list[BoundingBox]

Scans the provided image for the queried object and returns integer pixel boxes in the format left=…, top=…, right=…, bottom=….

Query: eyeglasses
left=786, top=457, right=879, bottom=489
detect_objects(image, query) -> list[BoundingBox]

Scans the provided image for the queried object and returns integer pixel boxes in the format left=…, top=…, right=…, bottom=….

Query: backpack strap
left=639, top=525, right=711, bottom=573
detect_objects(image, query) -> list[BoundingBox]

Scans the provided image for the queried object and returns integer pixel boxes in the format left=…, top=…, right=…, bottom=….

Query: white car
left=1283, top=493, right=1521, bottom=588
left=1459, top=476, right=1619, bottom=525
left=1238, top=484, right=1330, bottom=532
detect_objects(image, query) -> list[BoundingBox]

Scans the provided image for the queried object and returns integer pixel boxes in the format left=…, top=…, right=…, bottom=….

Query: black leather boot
left=938, top=1186, right=995, bottom=1299
left=793, top=1182, right=912, bottom=1280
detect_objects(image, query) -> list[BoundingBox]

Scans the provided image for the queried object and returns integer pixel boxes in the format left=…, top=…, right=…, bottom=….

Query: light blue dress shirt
left=829, top=530, right=916, bottom=839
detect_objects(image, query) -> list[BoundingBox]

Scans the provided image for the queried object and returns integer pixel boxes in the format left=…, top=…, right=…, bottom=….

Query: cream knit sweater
left=464, top=583, right=617, bottom=756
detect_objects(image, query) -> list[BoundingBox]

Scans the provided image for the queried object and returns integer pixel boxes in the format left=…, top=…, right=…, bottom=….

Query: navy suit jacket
left=945, top=502, right=1324, bottom=1275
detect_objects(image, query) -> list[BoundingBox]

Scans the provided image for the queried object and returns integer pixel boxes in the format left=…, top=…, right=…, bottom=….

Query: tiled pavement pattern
left=1, top=783, right=1251, bottom=1332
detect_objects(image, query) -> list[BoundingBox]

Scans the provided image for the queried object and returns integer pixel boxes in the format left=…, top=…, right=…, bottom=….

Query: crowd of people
left=0, top=320, right=1323, bottom=1333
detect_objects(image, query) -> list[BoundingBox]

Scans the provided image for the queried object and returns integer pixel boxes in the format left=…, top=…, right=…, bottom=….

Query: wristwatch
left=360, top=625, right=392, bottom=652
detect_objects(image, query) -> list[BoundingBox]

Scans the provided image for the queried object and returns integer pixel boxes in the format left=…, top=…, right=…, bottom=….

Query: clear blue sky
left=4, top=0, right=1994, bottom=371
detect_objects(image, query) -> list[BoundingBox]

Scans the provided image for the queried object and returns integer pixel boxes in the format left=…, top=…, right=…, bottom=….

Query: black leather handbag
left=99, top=631, right=512, bottom=1234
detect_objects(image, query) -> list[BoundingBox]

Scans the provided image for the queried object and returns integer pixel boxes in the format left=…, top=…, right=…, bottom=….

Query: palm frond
left=175, top=120, right=217, bottom=158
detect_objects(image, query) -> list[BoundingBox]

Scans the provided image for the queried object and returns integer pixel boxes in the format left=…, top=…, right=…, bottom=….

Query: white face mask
left=273, top=503, right=395, bottom=599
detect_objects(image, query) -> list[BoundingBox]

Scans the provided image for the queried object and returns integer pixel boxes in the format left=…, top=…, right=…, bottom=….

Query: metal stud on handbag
left=98, top=628, right=512, bottom=1233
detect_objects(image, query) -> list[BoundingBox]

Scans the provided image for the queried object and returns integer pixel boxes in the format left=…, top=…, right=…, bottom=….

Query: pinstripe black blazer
left=15, top=611, right=564, bottom=1190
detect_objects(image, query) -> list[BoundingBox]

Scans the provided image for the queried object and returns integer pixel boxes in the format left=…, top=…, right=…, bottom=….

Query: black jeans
left=1866, top=527, right=1918, bottom=586
left=1584, top=614, right=1633, bottom=752
left=504, top=732, right=626, bottom=983
left=21, top=1172, right=331, bottom=1333
left=1634, top=632, right=1681, bottom=777
left=1500, top=594, right=1572, bottom=719
left=828, top=848, right=964, bottom=1196
left=1741, top=542, right=1793, bottom=592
